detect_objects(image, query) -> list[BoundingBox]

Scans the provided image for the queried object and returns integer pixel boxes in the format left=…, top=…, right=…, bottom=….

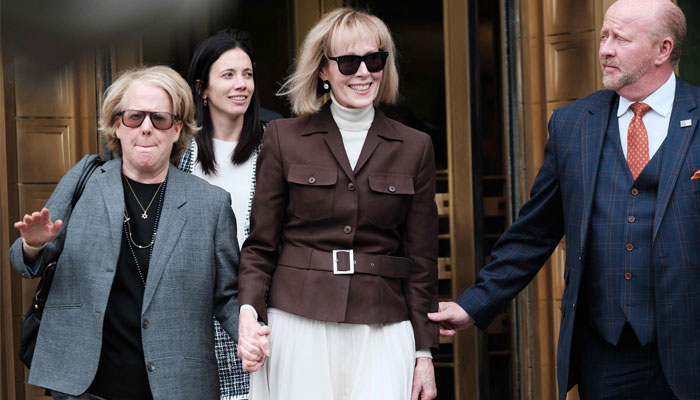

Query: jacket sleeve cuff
left=415, top=348, right=432, bottom=359
left=240, top=304, right=259, bottom=321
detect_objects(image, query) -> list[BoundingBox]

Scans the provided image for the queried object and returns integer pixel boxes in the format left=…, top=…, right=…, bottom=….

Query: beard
left=601, top=55, right=653, bottom=91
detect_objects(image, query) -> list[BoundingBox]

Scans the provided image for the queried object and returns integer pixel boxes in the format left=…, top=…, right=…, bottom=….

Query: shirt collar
left=617, top=73, right=675, bottom=118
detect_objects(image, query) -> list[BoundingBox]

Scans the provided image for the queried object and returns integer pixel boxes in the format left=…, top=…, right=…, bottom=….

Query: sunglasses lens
left=365, top=52, right=388, bottom=72
left=121, top=111, right=174, bottom=129
left=331, top=52, right=388, bottom=75
left=337, top=56, right=361, bottom=75
left=122, top=110, right=145, bottom=128
left=151, top=112, right=173, bottom=130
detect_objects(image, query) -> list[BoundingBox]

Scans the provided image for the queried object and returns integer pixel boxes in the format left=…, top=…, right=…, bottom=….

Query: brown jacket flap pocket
left=368, top=173, right=415, bottom=195
left=287, top=165, right=337, bottom=186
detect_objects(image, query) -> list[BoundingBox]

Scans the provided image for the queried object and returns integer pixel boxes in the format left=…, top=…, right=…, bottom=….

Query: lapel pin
left=680, top=119, right=692, bottom=128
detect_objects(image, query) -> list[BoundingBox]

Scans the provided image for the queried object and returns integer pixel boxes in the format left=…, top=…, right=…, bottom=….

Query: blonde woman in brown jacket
left=237, top=8, right=439, bottom=400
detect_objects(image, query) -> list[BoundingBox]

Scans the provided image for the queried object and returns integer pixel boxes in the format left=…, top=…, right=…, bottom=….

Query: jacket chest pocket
left=680, top=160, right=700, bottom=192
left=287, top=165, right=337, bottom=221
left=367, top=173, right=414, bottom=228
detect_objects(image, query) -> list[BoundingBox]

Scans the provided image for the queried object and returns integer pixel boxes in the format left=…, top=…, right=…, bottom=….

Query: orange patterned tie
left=627, top=102, right=652, bottom=180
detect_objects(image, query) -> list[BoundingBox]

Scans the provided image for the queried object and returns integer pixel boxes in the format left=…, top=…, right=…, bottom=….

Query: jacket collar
left=300, top=101, right=404, bottom=141
left=579, top=89, right=618, bottom=255
left=652, top=77, right=699, bottom=241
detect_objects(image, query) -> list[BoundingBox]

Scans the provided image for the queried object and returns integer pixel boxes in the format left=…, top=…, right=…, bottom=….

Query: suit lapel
left=353, top=109, right=396, bottom=174
left=305, top=105, right=356, bottom=182
left=306, top=104, right=403, bottom=178
left=353, top=130, right=379, bottom=174
left=653, top=78, right=699, bottom=241
left=322, top=126, right=356, bottom=183
left=96, top=159, right=126, bottom=262
left=579, top=92, right=616, bottom=252
left=142, top=164, right=187, bottom=313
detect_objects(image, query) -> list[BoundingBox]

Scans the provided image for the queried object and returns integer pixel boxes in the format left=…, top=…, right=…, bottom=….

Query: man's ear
left=655, top=37, right=674, bottom=66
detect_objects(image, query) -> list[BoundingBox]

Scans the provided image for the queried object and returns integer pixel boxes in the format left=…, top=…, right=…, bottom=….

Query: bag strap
left=71, top=156, right=105, bottom=208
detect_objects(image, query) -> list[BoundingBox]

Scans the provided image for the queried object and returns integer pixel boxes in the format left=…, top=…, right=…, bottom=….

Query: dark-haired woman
left=179, top=28, right=263, bottom=400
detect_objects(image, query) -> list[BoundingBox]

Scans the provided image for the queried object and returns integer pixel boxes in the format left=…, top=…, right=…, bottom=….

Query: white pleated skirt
left=249, top=308, right=416, bottom=400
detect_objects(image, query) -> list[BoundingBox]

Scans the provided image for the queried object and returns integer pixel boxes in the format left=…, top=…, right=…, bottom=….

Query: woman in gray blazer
left=10, top=65, right=240, bottom=400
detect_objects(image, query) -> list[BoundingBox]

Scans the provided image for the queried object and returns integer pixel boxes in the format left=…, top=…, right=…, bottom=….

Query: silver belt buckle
left=332, top=249, right=354, bottom=274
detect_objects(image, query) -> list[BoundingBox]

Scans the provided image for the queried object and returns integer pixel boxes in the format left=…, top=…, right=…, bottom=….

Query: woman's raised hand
left=14, top=208, right=62, bottom=251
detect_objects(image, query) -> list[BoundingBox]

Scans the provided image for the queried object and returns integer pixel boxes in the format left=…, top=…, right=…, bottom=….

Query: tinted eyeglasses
left=117, top=110, right=180, bottom=130
left=326, top=51, right=389, bottom=75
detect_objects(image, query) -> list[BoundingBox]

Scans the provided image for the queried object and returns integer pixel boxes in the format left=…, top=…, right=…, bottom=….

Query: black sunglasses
left=117, top=110, right=180, bottom=130
left=326, top=51, right=389, bottom=75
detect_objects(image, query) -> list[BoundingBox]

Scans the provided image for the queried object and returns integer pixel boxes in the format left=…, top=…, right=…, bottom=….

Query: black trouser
left=573, top=321, right=677, bottom=399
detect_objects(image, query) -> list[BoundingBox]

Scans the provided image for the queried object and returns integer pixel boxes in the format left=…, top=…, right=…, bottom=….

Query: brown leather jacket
left=239, top=103, right=439, bottom=350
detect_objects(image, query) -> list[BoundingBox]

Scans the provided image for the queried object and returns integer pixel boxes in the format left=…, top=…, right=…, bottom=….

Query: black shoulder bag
left=19, top=156, right=104, bottom=368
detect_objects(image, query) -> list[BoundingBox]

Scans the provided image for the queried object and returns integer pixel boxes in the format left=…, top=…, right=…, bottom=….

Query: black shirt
left=87, top=176, right=165, bottom=399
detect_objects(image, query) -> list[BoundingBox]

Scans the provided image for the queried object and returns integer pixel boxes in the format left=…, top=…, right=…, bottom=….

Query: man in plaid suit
left=429, top=1, right=698, bottom=398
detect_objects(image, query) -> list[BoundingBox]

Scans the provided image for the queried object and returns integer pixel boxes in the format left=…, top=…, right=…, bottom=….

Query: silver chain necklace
left=123, top=176, right=167, bottom=287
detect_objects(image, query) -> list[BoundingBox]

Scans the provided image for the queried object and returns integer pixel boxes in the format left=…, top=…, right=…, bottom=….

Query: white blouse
left=193, top=138, right=255, bottom=250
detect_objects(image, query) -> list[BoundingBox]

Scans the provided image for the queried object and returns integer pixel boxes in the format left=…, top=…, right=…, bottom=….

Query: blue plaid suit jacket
left=457, top=77, right=700, bottom=399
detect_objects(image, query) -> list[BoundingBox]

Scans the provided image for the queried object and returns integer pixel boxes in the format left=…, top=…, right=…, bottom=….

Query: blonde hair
left=278, top=8, right=399, bottom=115
left=100, top=65, right=198, bottom=163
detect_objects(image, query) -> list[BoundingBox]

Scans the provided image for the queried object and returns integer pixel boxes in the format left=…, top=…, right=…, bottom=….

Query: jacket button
left=624, top=272, right=632, bottom=280
left=347, top=183, right=355, bottom=191
left=388, top=185, right=396, bottom=193
left=308, top=177, right=316, bottom=184
left=147, top=362, right=155, bottom=371
left=142, top=319, right=149, bottom=329
left=343, top=225, right=352, bottom=234
left=631, top=188, right=639, bottom=195
left=625, top=243, right=634, bottom=251
left=628, top=216, right=636, bottom=223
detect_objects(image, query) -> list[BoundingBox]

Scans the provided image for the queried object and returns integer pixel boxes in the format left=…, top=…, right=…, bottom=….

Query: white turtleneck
left=329, top=92, right=375, bottom=170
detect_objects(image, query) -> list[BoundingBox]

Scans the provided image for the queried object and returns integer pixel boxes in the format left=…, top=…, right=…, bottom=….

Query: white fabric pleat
left=249, top=308, right=415, bottom=400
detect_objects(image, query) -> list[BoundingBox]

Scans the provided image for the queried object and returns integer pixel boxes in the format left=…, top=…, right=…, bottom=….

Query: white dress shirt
left=618, top=73, right=675, bottom=160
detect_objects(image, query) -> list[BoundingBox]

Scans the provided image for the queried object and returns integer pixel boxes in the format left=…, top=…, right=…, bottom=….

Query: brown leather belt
left=278, top=245, right=412, bottom=279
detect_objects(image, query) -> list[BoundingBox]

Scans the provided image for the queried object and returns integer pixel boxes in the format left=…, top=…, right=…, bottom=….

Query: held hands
left=14, top=208, right=62, bottom=256
left=411, top=357, right=437, bottom=400
left=237, top=308, right=271, bottom=372
left=427, top=302, right=475, bottom=336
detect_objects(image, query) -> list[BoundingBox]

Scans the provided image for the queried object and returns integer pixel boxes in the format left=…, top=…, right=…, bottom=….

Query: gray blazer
left=10, top=155, right=240, bottom=399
